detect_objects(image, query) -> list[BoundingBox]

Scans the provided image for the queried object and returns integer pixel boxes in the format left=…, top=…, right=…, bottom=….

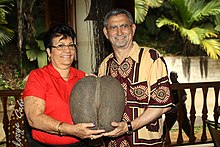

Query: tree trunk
left=17, top=0, right=24, bottom=77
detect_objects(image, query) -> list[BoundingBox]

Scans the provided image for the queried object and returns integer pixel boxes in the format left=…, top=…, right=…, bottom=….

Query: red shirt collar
left=46, top=63, right=77, bottom=79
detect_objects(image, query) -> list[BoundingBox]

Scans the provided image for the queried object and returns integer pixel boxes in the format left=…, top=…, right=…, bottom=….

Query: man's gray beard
left=114, top=41, right=127, bottom=48
left=114, top=35, right=127, bottom=48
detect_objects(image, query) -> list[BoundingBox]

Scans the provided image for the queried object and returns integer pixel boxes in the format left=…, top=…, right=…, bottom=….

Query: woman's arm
left=24, top=96, right=105, bottom=139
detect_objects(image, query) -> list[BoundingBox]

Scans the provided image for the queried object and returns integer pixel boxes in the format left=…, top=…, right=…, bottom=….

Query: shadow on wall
left=200, top=56, right=208, bottom=78
left=181, top=56, right=208, bottom=82
left=182, top=57, right=191, bottom=81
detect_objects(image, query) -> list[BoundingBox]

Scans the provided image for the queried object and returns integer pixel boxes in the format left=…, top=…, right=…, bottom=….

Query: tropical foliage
left=0, top=0, right=45, bottom=90
left=0, top=0, right=14, bottom=46
left=21, top=0, right=47, bottom=68
left=215, top=14, right=220, bottom=32
left=25, top=39, right=47, bottom=68
left=135, top=0, right=164, bottom=24
left=156, top=0, right=220, bottom=59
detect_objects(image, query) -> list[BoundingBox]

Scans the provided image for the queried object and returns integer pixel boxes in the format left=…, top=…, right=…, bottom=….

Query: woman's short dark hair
left=103, top=8, right=134, bottom=28
left=43, top=24, right=76, bottom=50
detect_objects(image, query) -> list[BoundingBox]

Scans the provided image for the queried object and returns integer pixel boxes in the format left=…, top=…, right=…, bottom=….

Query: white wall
left=75, top=0, right=95, bottom=73
left=164, top=56, right=220, bottom=83
left=164, top=56, right=220, bottom=121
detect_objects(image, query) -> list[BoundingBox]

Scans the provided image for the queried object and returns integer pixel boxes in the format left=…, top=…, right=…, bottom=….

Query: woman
left=23, top=24, right=104, bottom=146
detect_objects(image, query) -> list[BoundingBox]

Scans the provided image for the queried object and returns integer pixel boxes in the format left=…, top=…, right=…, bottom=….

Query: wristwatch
left=127, top=121, right=133, bottom=135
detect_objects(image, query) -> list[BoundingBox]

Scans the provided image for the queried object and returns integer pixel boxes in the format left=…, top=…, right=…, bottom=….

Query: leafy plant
left=156, top=0, right=220, bottom=59
left=214, top=14, right=220, bottom=32
left=25, top=39, right=47, bottom=68
left=0, top=0, right=14, bottom=46
left=0, top=62, right=24, bottom=90
left=135, top=0, right=164, bottom=24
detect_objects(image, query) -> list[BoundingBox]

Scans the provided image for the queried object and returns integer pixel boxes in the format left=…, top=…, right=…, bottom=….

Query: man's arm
left=132, top=107, right=171, bottom=131
left=103, top=107, right=171, bottom=137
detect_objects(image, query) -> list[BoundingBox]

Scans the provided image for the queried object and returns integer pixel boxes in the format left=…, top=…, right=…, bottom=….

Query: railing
left=0, top=82, right=219, bottom=146
left=165, top=81, right=220, bottom=146
left=0, top=90, right=23, bottom=146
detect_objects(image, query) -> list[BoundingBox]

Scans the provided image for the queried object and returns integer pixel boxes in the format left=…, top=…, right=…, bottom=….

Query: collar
left=128, top=41, right=141, bottom=63
left=111, top=41, right=141, bottom=63
left=47, top=63, right=77, bottom=79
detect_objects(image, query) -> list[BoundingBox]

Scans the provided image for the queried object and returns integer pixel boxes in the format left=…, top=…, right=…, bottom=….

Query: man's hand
left=102, top=121, right=127, bottom=137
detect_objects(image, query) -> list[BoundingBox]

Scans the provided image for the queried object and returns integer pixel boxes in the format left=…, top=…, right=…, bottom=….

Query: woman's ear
left=46, top=48, right=51, bottom=61
left=46, top=48, right=51, bottom=55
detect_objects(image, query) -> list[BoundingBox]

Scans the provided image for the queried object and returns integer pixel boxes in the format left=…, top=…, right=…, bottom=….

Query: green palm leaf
left=26, top=40, right=47, bottom=67
left=135, top=0, right=149, bottom=24
left=147, top=0, right=164, bottom=8
left=181, top=27, right=217, bottom=45
left=179, top=28, right=201, bottom=45
left=135, top=0, right=164, bottom=24
left=0, top=0, right=14, bottom=46
left=190, top=0, right=220, bottom=23
left=156, top=0, right=220, bottom=59
left=156, top=16, right=180, bottom=32
left=214, top=14, right=220, bottom=32
left=201, top=39, right=220, bottom=59
left=0, top=25, right=13, bottom=45
left=169, top=0, right=190, bottom=27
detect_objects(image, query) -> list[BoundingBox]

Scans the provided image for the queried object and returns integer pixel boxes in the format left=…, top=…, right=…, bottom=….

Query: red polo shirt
left=22, top=63, right=85, bottom=144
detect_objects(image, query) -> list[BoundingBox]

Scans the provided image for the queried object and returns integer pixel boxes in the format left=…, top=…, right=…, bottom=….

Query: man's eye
left=121, top=24, right=129, bottom=28
left=109, top=26, right=117, bottom=30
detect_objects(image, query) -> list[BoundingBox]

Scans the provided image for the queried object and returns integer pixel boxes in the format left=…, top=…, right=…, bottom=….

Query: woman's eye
left=57, top=44, right=65, bottom=48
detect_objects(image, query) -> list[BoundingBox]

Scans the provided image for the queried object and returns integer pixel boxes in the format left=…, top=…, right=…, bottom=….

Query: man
left=165, top=71, right=195, bottom=142
left=98, top=8, right=174, bottom=147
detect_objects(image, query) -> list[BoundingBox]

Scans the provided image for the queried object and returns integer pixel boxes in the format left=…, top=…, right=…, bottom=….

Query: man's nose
left=116, top=27, right=123, bottom=35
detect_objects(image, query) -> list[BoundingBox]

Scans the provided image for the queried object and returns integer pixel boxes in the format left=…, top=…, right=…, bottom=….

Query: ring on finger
left=90, top=135, right=94, bottom=140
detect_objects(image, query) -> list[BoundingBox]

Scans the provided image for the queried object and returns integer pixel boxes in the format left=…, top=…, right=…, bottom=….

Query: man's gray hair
left=103, top=8, right=134, bottom=28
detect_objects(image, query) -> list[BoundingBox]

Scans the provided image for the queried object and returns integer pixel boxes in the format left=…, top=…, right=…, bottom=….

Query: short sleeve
left=22, top=70, right=47, bottom=100
left=148, top=55, right=173, bottom=107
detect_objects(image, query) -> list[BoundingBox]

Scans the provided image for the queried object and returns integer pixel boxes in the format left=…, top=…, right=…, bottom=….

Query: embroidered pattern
left=122, top=113, right=130, bottom=122
left=120, top=140, right=130, bottom=147
left=108, top=140, right=117, bottom=147
left=118, top=58, right=133, bottom=78
left=152, top=86, right=170, bottom=103
left=109, top=61, right=119, bottom=77
left=121, top=82, right=127, bottom=104
left=130, top=85, right=148, bottom=100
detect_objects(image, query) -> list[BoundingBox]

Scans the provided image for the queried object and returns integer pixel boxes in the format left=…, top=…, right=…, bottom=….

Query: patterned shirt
left=98, top=41, right=173, bottom=147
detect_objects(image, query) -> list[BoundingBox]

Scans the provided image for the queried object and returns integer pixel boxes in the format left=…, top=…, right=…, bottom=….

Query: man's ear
left=103, top=27, right=109, bottom=39
left=131, top=24, right=136, bottom=37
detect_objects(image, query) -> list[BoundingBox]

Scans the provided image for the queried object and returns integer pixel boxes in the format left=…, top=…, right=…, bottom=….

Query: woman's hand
left=85, top=73, right=97, bottom=77
left=67, top=123, right=105, bottom=139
